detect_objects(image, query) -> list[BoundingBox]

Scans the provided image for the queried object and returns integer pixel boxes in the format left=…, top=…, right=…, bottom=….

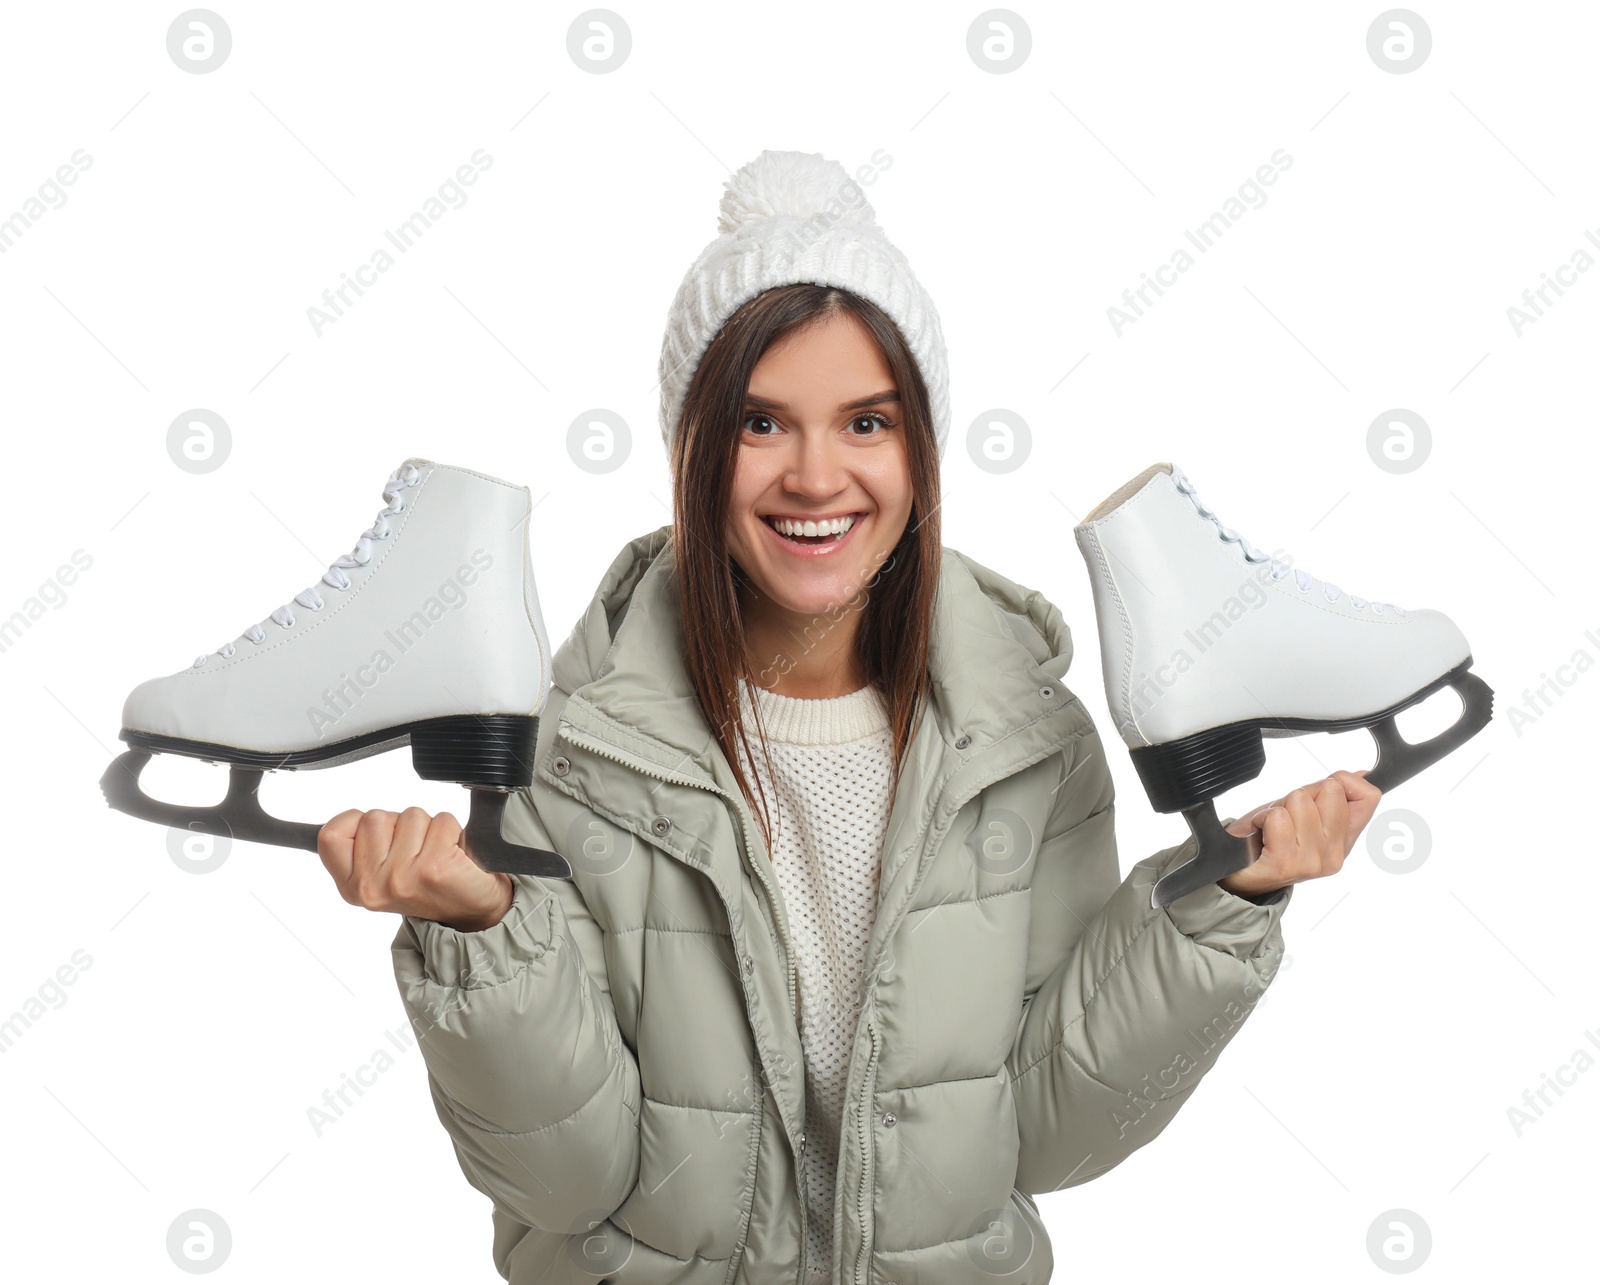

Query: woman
left=319, top=151, right=1380, bottom=1284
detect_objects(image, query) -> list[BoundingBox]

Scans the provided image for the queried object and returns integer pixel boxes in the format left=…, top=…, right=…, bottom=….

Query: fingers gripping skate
left=1143, top=661, right=1495, bottom=909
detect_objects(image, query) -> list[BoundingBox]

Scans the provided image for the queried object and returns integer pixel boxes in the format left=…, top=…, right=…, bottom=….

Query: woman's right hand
left=317, top=807, right=516, bottom=933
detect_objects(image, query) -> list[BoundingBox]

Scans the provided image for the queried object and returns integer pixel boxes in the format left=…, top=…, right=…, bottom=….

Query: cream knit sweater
left=734, top=676, right=896, bottom=1280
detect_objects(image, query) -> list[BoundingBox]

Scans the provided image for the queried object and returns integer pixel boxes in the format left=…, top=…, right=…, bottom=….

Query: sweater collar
left=736, top=677, right=889, bottom=745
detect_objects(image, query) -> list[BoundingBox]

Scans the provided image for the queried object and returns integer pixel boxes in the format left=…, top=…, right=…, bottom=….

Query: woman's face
left=726, top=309, right=914, bottom=622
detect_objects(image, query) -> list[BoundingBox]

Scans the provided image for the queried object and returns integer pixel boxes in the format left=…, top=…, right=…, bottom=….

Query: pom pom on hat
left=658, top=148, right=950, bottom=463
left=717, top=150, right=878, bottom=235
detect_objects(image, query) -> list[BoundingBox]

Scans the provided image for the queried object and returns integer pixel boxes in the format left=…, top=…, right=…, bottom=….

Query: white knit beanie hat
left=657, top=149, right=950, bottom=463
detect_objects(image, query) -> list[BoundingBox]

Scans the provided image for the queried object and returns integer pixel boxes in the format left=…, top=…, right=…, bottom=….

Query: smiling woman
left=666, top=271, right=953, bottom=1279
left=385, top=150, right=1299, bottom=1285
left=671, top=283, right=943, bottom=849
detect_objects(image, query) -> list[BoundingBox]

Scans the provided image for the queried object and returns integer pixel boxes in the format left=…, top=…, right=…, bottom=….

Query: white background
left=1, top=1, right=1594, bottom=1280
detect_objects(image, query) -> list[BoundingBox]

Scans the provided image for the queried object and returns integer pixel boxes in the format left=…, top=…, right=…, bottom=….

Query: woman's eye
left=744, top=411, right=894, bottom=436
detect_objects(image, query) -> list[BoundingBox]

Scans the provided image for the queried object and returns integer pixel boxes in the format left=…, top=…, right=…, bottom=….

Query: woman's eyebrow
left=745, top=390, right=901, bottom=411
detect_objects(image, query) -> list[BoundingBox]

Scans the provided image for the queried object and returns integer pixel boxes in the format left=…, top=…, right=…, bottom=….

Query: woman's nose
left=783, top=427, right=848, bottom=493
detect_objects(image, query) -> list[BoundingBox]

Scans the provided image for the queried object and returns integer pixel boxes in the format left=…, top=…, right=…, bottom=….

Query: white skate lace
left=193, top=463, right=423, bottom=667
left=1170, top=465, right=1406, bottom=615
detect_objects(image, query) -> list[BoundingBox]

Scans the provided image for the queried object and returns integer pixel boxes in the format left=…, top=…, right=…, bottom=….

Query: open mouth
left=761, top=512, right=861, bottom=547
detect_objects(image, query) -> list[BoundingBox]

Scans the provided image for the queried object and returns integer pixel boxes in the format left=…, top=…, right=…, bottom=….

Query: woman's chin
left=746, top=560, right=868, bottom=615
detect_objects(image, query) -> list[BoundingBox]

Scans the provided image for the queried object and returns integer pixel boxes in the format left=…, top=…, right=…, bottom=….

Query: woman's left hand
left=1216, top=769, right=1384, bottom=900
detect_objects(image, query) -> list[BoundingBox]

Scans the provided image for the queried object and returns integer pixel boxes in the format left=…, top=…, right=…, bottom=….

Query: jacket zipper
left=844, top=754, right=1035, bottom=1284
left=554, top=720, right=810, bottom=1277
left=556, top=723, right=801, bottom=1021
left=852, top=1020, right=881, bottom=1285
left=564, top=713, right=1080, bottom=1284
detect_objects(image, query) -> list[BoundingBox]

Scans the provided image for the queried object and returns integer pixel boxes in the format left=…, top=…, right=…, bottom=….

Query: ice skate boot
left=1073, top=462, right=1493, bottom=907
left=99, top=459, right=572, bottom=879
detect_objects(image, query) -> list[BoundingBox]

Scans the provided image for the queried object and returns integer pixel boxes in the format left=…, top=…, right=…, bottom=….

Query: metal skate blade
left=461, top=790, right=573, bottom=879
left=100, top=749, right=322, bottom=850
left=1151, top=800, right=1255, bottom=908
left=1363, top=669, right=1494, bottom=794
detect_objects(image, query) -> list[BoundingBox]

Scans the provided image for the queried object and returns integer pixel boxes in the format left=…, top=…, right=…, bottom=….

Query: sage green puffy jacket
left=391, top=525, right=1291, bottom=1284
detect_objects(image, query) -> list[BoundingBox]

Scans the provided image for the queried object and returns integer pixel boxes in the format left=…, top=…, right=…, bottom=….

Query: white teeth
left=770, top=514, right=856, bottom=538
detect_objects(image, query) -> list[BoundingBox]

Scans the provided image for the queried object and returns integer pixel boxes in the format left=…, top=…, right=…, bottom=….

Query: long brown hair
left=668, top=283, right=942, bottom=857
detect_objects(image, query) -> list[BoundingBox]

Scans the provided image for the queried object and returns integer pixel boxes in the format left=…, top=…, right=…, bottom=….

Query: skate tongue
left=1081, top=462, right=1173, bottom=524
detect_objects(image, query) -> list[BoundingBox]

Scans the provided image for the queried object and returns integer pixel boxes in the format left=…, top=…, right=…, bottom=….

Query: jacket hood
left=548, top=525, right=1078, bottom=781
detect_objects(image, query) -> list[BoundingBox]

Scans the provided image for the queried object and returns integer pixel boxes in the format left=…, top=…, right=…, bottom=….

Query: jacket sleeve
left=390, top=775, right=642, bottom=1233
left=1006, top=714, right=1291, bottom=1194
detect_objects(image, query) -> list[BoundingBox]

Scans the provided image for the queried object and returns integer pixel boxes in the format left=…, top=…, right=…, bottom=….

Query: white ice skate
left=1073, top=462, right=1493, bottom=907
left=100, top=458, right=572, bottom=879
